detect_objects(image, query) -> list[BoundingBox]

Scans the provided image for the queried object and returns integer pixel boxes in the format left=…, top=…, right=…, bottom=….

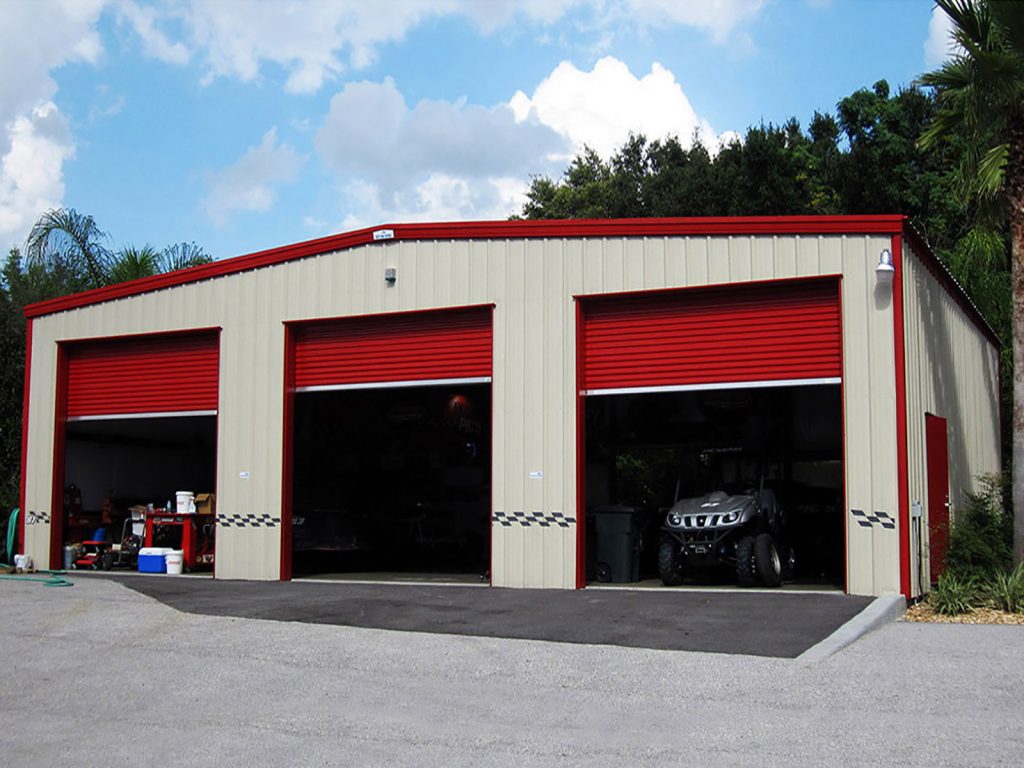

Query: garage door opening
left=50, top=331, right=220, bottom=573
left=290, top=384, right=491, bottom=581
left=584, top=384, right=844, bottom=588
left=577, top=278, right=844, bottom=590
left=61, top=416, right=217, bottom=571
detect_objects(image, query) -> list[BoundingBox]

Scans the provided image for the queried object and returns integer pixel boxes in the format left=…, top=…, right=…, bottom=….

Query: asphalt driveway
left=98, top=574, right=872, bottom=658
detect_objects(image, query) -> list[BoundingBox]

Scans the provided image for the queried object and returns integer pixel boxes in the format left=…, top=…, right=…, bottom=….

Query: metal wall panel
left=24, top=232, right=903, bottom=592
left=901, top=239, right=1002, bottom=597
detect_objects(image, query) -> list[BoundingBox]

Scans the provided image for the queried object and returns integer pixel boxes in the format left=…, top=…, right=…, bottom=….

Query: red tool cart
left=144, top=511, right=215, bottom=571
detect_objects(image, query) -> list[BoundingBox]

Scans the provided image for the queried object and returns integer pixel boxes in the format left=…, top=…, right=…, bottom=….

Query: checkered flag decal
left=218, top=513, right=281, bottom=529
left=492, top=510, right=576, bottom=528
left=851, top=509, right=896, bottom=530
left=25, top=510, right=51, bottom=525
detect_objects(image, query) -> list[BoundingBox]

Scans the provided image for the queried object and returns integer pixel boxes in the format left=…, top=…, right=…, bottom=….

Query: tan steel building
left=18, top=216, right=1001, bottom=598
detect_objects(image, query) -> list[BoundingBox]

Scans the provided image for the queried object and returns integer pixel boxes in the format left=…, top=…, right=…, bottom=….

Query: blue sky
left=0, top=0, right=955, bottom=263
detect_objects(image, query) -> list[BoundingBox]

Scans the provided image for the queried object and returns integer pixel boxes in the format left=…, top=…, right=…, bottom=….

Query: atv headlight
left=722, top=511, right=738, bottom=524
left=668, top=513, right=683, bottom=527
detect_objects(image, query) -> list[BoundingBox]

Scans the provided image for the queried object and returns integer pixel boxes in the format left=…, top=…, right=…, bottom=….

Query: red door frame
left=48, top=329, right=221, bottom=569
left=574, top=275, right=846, bottom=590
left=925, top=413, right=950, bottom=584
left=280, top=305, right=496, bottom=582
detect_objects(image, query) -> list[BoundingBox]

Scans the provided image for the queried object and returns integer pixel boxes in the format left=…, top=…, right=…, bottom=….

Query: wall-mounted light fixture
left=384, top=267, right=397, bottom=285
left=876, top=248, right=895, bottom=283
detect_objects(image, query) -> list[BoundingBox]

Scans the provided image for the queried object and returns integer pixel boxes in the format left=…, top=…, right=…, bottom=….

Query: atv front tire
left=754, top=533, right=783, bottom=587
left=658, top=540, right=686, bottom=586
left=736, top=535, right=756, bottom=586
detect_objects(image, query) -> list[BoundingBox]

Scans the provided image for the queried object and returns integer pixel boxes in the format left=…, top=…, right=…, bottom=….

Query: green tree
left=25, top=208, right=112, bottom=289
left=918, top=0, right=1024, bottom=565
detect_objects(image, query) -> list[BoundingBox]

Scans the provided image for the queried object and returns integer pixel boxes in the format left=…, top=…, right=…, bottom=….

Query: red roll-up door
left=293, top=307, right=493, bottom=390
left=580, top=279, right=841, bottom=394
left=66, top=332, right=220, bottom=418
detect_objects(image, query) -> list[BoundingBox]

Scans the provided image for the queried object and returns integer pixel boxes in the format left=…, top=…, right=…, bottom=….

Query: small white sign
left=373, top=228, right=394, bottom=241
left=239, top=471, right=250, bottom=480
left=529, top=471, right=544, bottom=480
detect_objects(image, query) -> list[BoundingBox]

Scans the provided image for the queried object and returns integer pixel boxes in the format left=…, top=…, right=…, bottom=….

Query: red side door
left=925, top=414, right=950, bottom=584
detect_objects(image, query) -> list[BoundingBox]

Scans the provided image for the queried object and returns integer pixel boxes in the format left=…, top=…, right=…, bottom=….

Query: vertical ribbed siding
left=65, top=332, right=219, bottom=417
left=902, top=239, right=1001, bottom=597
left=292, top=307, right=492, bottom=389
left=580, top=280, right=841, bottom=392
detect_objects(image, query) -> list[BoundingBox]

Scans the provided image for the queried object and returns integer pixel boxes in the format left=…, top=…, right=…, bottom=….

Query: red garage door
left=580, top=279, right=841, bottom=394
left=292, top=306, right=493, bottom=390
left=65, top=332, right=220, bottom=419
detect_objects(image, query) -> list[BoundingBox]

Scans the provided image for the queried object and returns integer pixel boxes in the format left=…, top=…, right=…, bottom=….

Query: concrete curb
left=797, top=593, right=906, bottom=662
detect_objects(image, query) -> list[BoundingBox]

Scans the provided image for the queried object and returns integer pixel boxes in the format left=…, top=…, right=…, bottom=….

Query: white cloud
left=202, top=128, right=304, bottom=226
left=623, top=0, right=764, bottom=43
left=0, top=0, right=105, bottom=249
left=115, top=0, right=189, bottom=65
left=315, top=77, right=568, bottom=200
left=924, top=5, right=957, bottom=68
left=336, top=174, right=531, bottom=232
left=510, top=56, right=733, bottom=158
left=0, top=102, right=75, bottom=241
left=139, top=0, right=766, bottom=94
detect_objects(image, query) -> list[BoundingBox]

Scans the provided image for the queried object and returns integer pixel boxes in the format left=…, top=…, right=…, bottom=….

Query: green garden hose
left=0, top=508, right=74, bottom=586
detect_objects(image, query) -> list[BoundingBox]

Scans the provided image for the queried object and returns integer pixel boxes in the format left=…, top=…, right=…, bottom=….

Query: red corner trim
left=49, top=344, right=69, bottom=570
left=24, top=216, right=907, bottom=319
left=575, top=299, right=587, bottom=589
left=280, top=324, right=295, bottom=581
left=892, top=235, right=912, bottom=599
left=17, top=318, right=32, bottom=557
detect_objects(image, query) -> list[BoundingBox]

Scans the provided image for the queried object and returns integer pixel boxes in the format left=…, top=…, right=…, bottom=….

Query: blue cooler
left=138, top=547, right=170, bottom=573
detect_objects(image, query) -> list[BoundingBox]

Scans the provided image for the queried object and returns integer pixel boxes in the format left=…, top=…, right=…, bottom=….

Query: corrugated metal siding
left=902, top=239, right=1001, bottom=597
left=580, top=280, right=841, bottom=392
left=65, top=333, right=219, bottom=417
left=293, top=307, right=491, bottom=389
left=24, top=233, right=901, bottom=593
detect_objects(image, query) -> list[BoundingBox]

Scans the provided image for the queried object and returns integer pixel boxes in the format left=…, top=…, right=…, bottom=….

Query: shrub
left=943, top=474, right=1012, bottom=581
left=986, top=563, right=1024, bottom=613
left=929, top=572, right=979, bottom=615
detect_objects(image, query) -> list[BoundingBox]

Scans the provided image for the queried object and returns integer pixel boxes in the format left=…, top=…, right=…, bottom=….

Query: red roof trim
left=27, top=213, right=993, bottom=350
left=24, top=216, right=905, bottom=319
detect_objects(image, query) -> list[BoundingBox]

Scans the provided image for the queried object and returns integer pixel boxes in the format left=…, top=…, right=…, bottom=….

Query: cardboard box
left=195, top=493, right=215, bottom=516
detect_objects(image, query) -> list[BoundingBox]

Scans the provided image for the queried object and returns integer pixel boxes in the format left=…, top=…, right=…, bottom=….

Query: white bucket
left=176, top=491, right=196, bottom=514
left=165, top=551, right=184, bottom=575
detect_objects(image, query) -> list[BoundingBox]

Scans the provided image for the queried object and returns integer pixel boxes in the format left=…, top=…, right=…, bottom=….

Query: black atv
left=657, top=478, right=789, bottom=588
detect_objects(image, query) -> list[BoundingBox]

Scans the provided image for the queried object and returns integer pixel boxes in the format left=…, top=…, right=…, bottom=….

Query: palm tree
left=160, top=241, right=213, bottom=272
left=108, top=245, right=161, bottom=284
left=24, top=208, right=113, bottom=288
left=918, top=0, right=1024, bottom=565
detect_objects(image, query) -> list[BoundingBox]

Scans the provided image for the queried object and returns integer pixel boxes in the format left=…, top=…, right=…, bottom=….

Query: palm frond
left=976, top=142, right=1009, bottom=196
left=160, top=242, right=213, bottom=272
left=24, top=208, right=112, bottom=287
left=108, top=245, right=160, bottom=284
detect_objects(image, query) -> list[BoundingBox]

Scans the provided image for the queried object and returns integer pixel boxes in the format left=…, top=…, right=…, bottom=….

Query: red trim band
left=892, top=235, right=912, bottom=598
left=18, top=318, right=32, bottom=558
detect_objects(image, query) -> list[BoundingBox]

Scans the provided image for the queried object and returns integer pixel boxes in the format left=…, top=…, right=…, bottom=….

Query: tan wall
left=902, top=238, right=1002, bottom=596
left=24, top=232, right=902, bottom=593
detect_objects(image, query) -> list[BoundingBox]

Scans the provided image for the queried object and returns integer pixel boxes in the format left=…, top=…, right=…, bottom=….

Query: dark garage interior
left=62, top=415, right=217, bottom=564
left=584, top=384, right=844, bottom=588
left=291, top=384, right=491, bottom=580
